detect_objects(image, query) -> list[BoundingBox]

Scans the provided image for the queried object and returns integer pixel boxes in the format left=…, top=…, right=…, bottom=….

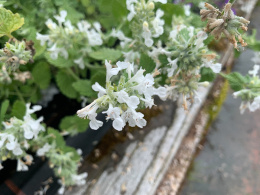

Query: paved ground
left=179, top=5, right=260, bottom=195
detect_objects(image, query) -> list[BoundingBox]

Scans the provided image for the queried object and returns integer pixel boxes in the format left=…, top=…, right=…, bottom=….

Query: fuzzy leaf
left=0, top=100, right=9, bottom=124
left=47, top=127, right=65, bottom=146
left=89, top=48, right=122, bottom=62
left=91, top=71, right=106, bottom=87
left=140, top=53, right=156, bottom=74
left=45, top=53, right=74, bottom=68
left=59, top=115, right=89, bottom=135
left=160, top=3, right=184, bottom=26
left=72, top=79, right=96, bottom=97
left=158, top=54, right=168, bottom=66
left=0, top=8, right=24, bottom=37
left=222, top=72, right=248, bottom=91
left=200, top=67, right=216, bottom=82
left=56, top=70, right=78, bottom=98
left=32, top=62, right=51, bottom=89
left=11, top=100, right=26, bottom=120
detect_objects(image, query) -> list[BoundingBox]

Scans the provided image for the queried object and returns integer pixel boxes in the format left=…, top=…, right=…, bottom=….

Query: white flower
left=111, top=29, right=132, bottom=48
left=110, top=61, right=129, bottom=76
left=167, top=58, right=178, bottom=77
left=195, top=31, right=208, bottom=50
left=22, top=104, right=45, bottom=139
left=115, top=90, right=140, bottom=109
left=17, top=159, right=29, bottom=171
left=72, top=172, right=88, bottom=186
left=74, top=57, right=85, bottom=69
left=77, top=21, right=91, bottom=32
left=92, top=82, right=106, bottom=98
left=54, top=10, right=67, bottom=26
left=48, top=44, right=68, bottom=60
left=77, top=101, right=103, bottom=130
left=248, top=65, right=260, bottom=77
left=152, top=9, right=165, bottom=38
left=142, top=21, right=153, bottom=47
left=184, top=4, right=191, bottom=16
left=122, top=108, right=147, bottom=128
left=64, top=20, right=74, bottom=32
left=89, top=113, right=103, bottom=130
left=126, top=0, right=137, bottom=21
left=141, top=97, right=154, bottom=108
left=37, top=143, right=52, bottom=156
left=249, top=96, right=260, bottom=112
left=123, top=50, right=140, bottom=63
left=199, top=2, right=206, bottom=9
left=0, top=163, right=3, bottom=170
left=202, top=59, right=222, bottom=73
left=36, top=33, right=50, bottom=46
left=45, top=19, right=57, bottom=30
left=103, top=104, right=125, bottom=131
left=87, top=29, right=103, bottom=46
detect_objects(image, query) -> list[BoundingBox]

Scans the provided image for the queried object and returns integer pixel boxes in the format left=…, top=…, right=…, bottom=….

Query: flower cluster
left=0, top=104, right=45, bottom=171
left=0, top=41, right=32, bottom=71
left=232, top=65, right=260, bottom=114
left=77, top=60, right=166, bottom=131
left=0, top=103, right=88, bottom=192
left=36, top=10, right=103, bottom=69
left=200, top=2, right=250, bottom=49
left=163, top=26, right=221, bottom=109
left=126, top=0, right=166, bottom=49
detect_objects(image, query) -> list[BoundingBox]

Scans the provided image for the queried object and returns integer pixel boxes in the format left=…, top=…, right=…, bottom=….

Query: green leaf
left=32, top=62, right=51, bottom=89
left=140, top=53, right=156, bottom=74
left=11, top=100, right=26, bottom=120
left=89, top=48, right=122, bottom=62
left=91, top=71, right=106, bottom=87
left=61, top=145, right=81, bottom=162
left=160, top=3, right=184, bottom=26
left=158, top=54, right=168, bottom=66
left=45, top=53, right=74, bottom=68
left=221, top=72, right=248, bottom=91
left=56, top=70, right=78, bottom=98
left=179, top=28, right=190, bottom=41
left=59, top=115, right=89, bottom=135
left=47, top=127, right=65, bottom=147
left=0, top=100, right=9, bottom=124
left=200, top=67, right=216, bottom=82
left=204, top=34, right=215, bottom=45
left=0, top=8, right=24, bottom=37
left=72, top=79, right=96, bottom=97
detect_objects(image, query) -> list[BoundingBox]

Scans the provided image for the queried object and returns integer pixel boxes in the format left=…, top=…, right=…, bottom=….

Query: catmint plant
left=37, top=10, right=103, bottom=69
left=77, top=60, right=166, bottom=130
left=163, top=26, right=221, bottom=109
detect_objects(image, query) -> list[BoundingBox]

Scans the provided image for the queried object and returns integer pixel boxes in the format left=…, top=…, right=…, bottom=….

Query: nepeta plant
left=0, top=0, right=257, bottom=194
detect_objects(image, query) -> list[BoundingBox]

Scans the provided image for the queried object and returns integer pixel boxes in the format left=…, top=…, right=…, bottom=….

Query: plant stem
left=66, top=68, right=80, bottom=81
left=85, top=63, right=105, bottom=70
left=14, top=86, right=25, bottom=103
left=229, top=0, right=237, bottom=5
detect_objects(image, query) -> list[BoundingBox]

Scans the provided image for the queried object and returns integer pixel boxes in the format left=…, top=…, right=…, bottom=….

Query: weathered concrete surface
left=179, top=5, right=260, bottom=195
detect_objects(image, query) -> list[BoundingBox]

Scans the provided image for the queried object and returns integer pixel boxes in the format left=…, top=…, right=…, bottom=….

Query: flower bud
left=143, top=21, right=149, bottom=29
left=148, top=2, right=155, bottom=10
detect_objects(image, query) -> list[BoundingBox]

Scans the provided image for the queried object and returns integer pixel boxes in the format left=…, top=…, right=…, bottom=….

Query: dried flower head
left=200, top=2, right=250, bottom=50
